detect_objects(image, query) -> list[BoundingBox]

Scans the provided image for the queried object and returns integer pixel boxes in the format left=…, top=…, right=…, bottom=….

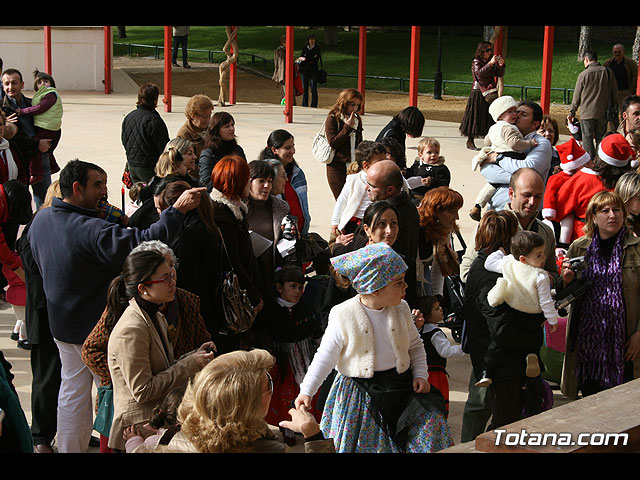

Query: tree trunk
left=324, top=26, right=339, bottom=47
left=578, top=26, right=592, bottom=61
left=117, top=26, right=126, bottom=39
left=633, top=26, right=640, bottom=63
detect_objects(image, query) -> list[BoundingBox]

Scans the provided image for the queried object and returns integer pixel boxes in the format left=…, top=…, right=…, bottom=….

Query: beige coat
left=107, top=298, right=201, bottom=450
left=561, top=231, right=640, bottom=399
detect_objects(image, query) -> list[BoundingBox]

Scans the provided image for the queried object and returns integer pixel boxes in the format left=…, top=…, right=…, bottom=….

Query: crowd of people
left=1, top=39, right=640, bottom=455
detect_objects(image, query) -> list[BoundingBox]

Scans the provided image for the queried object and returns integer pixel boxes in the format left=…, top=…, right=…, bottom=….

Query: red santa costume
left=542, top=138, right=591, bottom=246
left=554, top=134, right=634, bottom=244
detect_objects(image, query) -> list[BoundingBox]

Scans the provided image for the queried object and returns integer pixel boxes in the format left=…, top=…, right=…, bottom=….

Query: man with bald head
left=366, top=159, right=420, bottom=308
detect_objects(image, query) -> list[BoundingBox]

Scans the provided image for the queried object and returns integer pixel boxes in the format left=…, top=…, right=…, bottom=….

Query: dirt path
left=119, top=56, right=571, bottom=135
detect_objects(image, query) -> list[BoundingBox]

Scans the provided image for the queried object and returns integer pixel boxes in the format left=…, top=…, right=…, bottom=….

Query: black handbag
left=438, top=232, right=467, bottom=344
left=217, top=228, right=256, bottom=335
left=317, top=57, right=328, bottom=84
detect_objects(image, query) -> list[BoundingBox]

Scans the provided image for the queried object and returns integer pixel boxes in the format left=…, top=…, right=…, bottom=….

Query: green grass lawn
left=113, top=26, right=615, bottom=104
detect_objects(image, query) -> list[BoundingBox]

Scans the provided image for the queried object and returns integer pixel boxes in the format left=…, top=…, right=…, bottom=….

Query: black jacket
left=121, top=105, right=170, bottom=168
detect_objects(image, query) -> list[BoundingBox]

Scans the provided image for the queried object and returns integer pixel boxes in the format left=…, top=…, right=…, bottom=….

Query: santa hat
left=597, top=133, right=634, bottom=167
left=557, top=138, right=590, bottom=172
left=488, top=95, right=518, bottom=122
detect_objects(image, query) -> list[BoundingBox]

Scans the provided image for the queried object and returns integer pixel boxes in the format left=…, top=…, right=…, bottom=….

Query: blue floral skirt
left=320, top=372, right=454, bottom=453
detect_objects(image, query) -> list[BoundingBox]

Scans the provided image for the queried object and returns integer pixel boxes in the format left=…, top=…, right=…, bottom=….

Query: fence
left=114, top=42, right=574, bottom=104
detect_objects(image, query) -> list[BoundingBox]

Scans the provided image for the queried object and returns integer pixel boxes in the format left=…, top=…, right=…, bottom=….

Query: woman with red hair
left=417, top=186, right=464, bottom=298
left=209, top=155, right=263, bottom=354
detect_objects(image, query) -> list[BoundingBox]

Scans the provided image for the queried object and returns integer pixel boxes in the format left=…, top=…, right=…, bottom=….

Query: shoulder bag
left=311, top=118, right=335, bottom=164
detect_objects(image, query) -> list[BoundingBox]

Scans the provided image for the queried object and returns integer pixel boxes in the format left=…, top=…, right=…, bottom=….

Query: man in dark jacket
left=27, top=159, right=204, bottom=453
left=121, top=83, right=170, bottom=184
left=366, top=159, right=420, bottom=308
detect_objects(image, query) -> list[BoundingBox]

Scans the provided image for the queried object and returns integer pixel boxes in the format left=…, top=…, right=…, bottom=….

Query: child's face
left=521, top=245, right=546, bottom=269
left=374, top=273, right=407, bottom=307
left=419, top=145, right=440, bottom=165
left=500, top=107, right=518, bottom=124
left=277, top=281, right=305, bottom=304
left=36, top=78, right=51, bottom=90
left=428, top=301, right=444, bottom=324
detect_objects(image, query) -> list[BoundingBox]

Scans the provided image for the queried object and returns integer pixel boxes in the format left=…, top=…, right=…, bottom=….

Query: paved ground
left=0, top=61, right=574, bottom=452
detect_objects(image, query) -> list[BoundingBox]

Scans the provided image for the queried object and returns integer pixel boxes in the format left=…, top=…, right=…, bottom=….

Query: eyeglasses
left=143, top=271, right=176, bottom=286
left=484, top=48, right=493, bottom=53
left=264, top=371, right=273, bottom=395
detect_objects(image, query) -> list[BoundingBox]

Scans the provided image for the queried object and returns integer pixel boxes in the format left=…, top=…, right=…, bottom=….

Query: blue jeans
left=302, top=74, right=318, bottom=107
left=31, top=153, right=51, bottom=210
left=172, top=35, right=189, bottom=66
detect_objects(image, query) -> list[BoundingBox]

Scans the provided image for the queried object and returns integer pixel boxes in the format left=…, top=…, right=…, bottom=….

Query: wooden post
left=409, top=26, right=420, bottom=107
left=163, top=26, right=172, bottom=112
left=358, top=26, right=367, bottom=115
left=44, top=26, right=52, bottom=75
left=104, top=26, right=112, bottom=94
left=284, top=26, right=294, bottom=123
left=229, top=26, right=237, bottom=105
left=541, top=26, right=555, bottom=114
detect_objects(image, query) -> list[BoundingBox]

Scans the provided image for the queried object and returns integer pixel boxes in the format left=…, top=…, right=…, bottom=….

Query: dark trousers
left=302, top=74, right=318, bottom=107
left=326, top=161, right=347, bottom=200
left=30, top=337, right=62, bottom=446
left=172, top=35, right=189, bottom=66
left=487, top=376, right=526, bottom=431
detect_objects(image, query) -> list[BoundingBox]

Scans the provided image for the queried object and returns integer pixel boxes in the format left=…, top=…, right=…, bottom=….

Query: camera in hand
left=568, top=255, right=587, bottom=273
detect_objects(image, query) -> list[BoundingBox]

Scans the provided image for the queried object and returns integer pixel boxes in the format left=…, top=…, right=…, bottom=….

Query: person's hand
left=193, top=342, right=216, bottom=368
left=561, top=259, right=575, bottom=286
left=412, top=308, right=425, bottom=330
left=331, top=225, right=340, bottom=238
left=420, top=177, right=433, bottom=186
left=413, top=377, right=430, bottom=393
left=122, top=424, right=141, bottom=441
left=5, top=113, right=18, bottom=124
left=171, top=187, right=206, bottom=214
left=567, top=114, right=575, bottom=125
left=294, top=393, right=312, bottom=410
left=625, top=331, right=640, bottom=362
left=334, top=232, right=354, bottom=246
left=547, top=322, right=558, bottom=333
left=345, top=111, right=358, bottom=129
left=279, top=405, right=321, bottom=439
left=480, top=151, right=498, bottom=167
left=12, top=267, right=25, bottom=283
left=38, top=138, right=52, bottom=153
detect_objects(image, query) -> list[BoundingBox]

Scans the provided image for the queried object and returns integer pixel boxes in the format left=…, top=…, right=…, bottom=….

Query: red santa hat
left=557, top=137, right=590, bottom=172
left=597, top=133, right=634, bottom=167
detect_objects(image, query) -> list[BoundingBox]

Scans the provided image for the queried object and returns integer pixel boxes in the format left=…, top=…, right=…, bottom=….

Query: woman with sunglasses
left=459, top=41, right=506, bottom=151
left=105, top=248, right=215, bottom=451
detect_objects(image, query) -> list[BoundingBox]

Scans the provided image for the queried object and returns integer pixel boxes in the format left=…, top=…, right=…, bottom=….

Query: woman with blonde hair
left=561, top=190, right=640, bottom=399
left=614, top=171, right=640, bottom=235
left=176, top=94, right=214, bottom=161
left=324, top=88, right=364, bottom=199
left=167, top=349, right=334, bottom=453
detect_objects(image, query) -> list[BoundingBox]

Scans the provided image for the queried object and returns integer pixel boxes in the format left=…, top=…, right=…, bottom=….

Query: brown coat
left=325, top=113, right=363, bottom=165
left=561, top=231, right=640, bottom=399
left=107, top=298, right=202, bottom=450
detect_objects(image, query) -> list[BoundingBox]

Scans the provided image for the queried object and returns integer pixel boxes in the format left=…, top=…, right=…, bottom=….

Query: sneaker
left=469, top=205, right=482, bottom=222
left=17, top=339, right=31, bottom=350
left=526, top=353, right=540, bottom=378
left=183, top=64, right=191, bottom=69
left=475, top=376, right=492, bottom=387
left=10, top=332, right=19, bottom=341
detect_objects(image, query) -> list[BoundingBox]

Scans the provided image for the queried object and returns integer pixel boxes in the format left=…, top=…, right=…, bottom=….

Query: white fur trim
left=598, top=143, right=630, bottom=167
left=541, top=208, right=556, bottom=219
left=209, top=187, right=247, bottom=221
left=560, top=151, right=590, bottom=171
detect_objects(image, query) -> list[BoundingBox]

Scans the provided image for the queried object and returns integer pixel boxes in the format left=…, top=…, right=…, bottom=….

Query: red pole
left=104, top=26, right=112, bottom=94
left=409, top=26, right=420, bottom=107
left=358, top=26, right=367, bottom=115
left=163, top=26, right=172, bottom=112
left=540, top=26, right=555, bottom=115
left=284, top=26, right=294, bottom=123
left=230, top=26, right=237, bottom=105
left=44, top=26, right=52, bottom=75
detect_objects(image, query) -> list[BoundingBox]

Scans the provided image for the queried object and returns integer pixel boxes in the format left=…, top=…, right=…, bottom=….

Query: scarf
left=339, top=113, right=359, bottom=166
left=0, top=139, right=19, bottom=181
left=574, top=228, right=627, bottom=389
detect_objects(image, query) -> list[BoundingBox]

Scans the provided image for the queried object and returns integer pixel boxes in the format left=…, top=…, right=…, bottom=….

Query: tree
left=633, top=26, right=640, bottom=63
left=117, top=26, right=126, bottom=39
left=578, top=26, right=592, bottom=61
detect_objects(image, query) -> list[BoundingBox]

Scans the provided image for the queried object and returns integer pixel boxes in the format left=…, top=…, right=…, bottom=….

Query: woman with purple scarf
left=560, top=191, right=640, bottom=399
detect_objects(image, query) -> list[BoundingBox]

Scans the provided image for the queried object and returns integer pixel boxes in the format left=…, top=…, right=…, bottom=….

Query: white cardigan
left=331, top=171, right=371, bottom=231
left=299, top=295, right=428, bottom=398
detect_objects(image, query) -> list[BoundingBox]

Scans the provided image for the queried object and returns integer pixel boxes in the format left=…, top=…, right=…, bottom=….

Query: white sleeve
left=408, top=323, right=429, bottom=381
left=330, top=182, right=350, bottom=226
left=484, top=250, right=508, bottom=274
left=536, top=272, right=558, bottom=324
left=298, top=315, right=344, bottom=397
left=431, top=330, right=465, bottom=358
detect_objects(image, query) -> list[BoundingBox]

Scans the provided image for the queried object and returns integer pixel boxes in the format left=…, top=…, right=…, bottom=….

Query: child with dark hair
left=13, top=70, right=62, bottom=187
left=254, top=265, right=324, bottom=445
left=476, top=230, right=559, bottom=387
left=122, top=387, right=185, bottom=453
left=413, top=295, right=464, bottom=416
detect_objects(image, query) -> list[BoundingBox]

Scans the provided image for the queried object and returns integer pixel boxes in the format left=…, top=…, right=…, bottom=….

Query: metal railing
left=114, top=42, right=574, bottom=104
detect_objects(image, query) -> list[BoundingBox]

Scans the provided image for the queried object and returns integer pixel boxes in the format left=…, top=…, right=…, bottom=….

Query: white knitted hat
left=488, top=95, right=518, bottom=122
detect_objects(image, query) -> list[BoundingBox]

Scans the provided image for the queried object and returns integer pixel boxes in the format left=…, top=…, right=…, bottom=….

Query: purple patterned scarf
left=574, top=228, right=627, bottom=388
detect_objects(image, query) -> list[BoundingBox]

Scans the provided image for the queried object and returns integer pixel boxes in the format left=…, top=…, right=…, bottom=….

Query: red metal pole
left=284, top=26, right=294, bottom=123
left=540, top=26, right=555, bottom=115
left=44, top=26, right=52, bottom=75
left=163, top=26, right=172, bottom=112
left=230, top=26, right=237, bottom=105
left=409, top=26, right=420, bottom=107
left=104, top=26, right=112, bottom=94
left=358, top=26, right=367, bottom=115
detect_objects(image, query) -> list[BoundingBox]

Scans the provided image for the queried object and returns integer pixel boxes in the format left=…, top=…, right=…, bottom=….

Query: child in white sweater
left=476, top=230, right=558, bottom=387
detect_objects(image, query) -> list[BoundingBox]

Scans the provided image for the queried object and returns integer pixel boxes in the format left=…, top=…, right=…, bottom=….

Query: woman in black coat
left=375, top=106, right=425, bottom=158
left=297, top=34, right=321, bottom=108
left=199, top=112, right=246, bottom=192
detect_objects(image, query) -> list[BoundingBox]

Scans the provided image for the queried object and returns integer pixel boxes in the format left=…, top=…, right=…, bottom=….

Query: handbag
left=317, top=56, right=328, bottom=84
left=439, top=232, right=468, bottom=345
left=122, top=162, right=133, bottom=189
left=311, top=118, right=335, bottom=164
left=217, top=228, right=257, bottom=335
left=93, top=385, right=114, bottom=437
